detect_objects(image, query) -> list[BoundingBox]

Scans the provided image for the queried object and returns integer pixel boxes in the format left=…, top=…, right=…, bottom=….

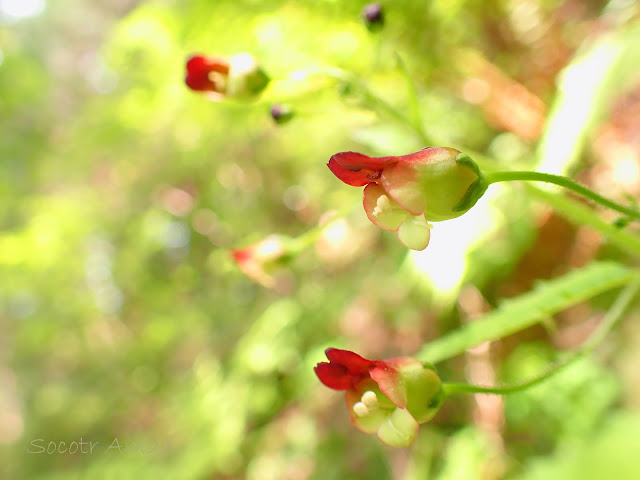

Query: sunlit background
left=2, top=0, right=640, bottom=478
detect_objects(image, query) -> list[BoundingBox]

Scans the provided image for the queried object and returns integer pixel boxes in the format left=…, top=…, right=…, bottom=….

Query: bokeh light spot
left=0, top=0, right=45, bottom=22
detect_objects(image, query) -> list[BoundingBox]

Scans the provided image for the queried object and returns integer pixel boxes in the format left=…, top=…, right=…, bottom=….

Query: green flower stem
left=394, top=53, right=428, bottom=143
left=361, top=85, right=430, bottom=145
left=485, top=170, right=640, bottom=222
left=285, top=67, right=431, bottom=144
left=442, top=356, right=575, bottom=396
left=287, top=206, right=353, bottom=255
left=443, top=275, right=640, bottom=397
left=525, top=184, right=640, bottom=258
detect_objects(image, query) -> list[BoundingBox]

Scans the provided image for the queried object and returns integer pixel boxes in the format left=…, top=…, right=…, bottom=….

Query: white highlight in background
left=0, top=0, right=45, bottom=22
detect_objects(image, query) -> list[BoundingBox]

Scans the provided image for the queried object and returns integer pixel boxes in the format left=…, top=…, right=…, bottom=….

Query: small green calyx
left=227, top=53, right=270, bottom=99
left=399, top=362, right=444, bottom=424
left=453, top=153, right=488, bottom=213
left=396, top=148, right=482, bottom=222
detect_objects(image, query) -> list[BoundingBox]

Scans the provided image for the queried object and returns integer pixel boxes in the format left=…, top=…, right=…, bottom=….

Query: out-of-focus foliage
left=2, top=0, right=640, bottom=478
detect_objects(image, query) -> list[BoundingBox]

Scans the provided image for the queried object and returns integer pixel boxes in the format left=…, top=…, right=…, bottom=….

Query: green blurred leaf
left=417, top=262, right=637, bottom=364
left=434, top=427, right=502, bottom=480
left=513, top=412, right=640, bottom=480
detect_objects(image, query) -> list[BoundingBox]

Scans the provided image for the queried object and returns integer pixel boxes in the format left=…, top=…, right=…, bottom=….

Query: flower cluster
left=315, top=348, right=443, bottom=447
left=183, top=53, right=488, bottom=448
left=328, top=147, right=486, bottom=250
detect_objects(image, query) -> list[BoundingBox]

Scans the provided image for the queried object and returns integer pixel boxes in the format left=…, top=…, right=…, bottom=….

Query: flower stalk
left=485, top=170, right=640, bottom=223
left=231, top=207, right=352, bottom=286
left=443, top=275, right=640, bottom=397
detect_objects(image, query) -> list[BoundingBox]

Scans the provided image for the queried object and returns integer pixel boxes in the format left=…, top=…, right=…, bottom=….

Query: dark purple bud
left=270, top=104, right=294, bottom=124
left=362, top=3, right=384, bottom=30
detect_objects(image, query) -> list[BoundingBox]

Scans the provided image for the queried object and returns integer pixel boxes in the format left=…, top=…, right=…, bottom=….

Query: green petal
left=404, top=369, right=443, bottom=424
left=346, top=380, right=387, bottom=434
left=351, top=407, right=388, bottom=434
left=376, top=408, right=419, bottom=447
left=363, top=183, right=408, bottom=231
left=381, top=162, right=425, bottom=216
left=397, top=216, right=431, bottom=250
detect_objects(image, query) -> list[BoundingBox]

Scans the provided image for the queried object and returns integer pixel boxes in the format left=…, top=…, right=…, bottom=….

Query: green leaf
left=417, top=262, right=637, bottom=364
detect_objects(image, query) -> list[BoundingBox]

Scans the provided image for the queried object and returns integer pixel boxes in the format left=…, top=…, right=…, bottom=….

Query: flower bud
left=362, top=3, right=384, bottom=31
left=270, top=103, right=294, bottom=124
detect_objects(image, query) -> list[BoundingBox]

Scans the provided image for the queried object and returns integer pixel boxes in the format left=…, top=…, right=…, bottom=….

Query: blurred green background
left=2, top=0, right=640, bottom=478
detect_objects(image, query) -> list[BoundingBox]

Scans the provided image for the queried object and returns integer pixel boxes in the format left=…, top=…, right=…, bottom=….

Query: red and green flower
left=315, top=348, right=444, bottom=447
left=328, top=147, right=486, bottom=250
left=185, top=53, right=269, bottom=100
left=231, top=235, right=290, bottom=287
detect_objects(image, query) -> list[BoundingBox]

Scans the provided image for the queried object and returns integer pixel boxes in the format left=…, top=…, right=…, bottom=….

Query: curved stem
left=443, top=276, right=640, bottom=397
left=524, top=184, right=640, bottom=258
left=485, top=171, right=640, bottom=222
left=284, top=67, right=431, bottom=144
left=395, top=52, right=428, bottom=143
left=288, top=206, right=353, bottom=254
left=443, top=354, right=579, bottom=396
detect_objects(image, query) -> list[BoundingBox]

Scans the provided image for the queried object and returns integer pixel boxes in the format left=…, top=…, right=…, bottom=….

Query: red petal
left=370, top=361, right=407, bottom=408
left=314, top=362, right=351, bottom=390
left=231, top=248, right=251, bottom=264
left=327, top=158, right=371, bottom=187
left=331, top=151, right=398, bottom=170
left=186, top=56, right=209, bottom=74
left=327, top=152, right=398, bottom=187
left=185, top=74, right=217, bottom=91
left=186, top=55, right=229, bottom=75
left=325, top=348, right=377, bottom=375
left=391, top=147, right=461, bottom=165
left=185, top=55, right=229, bottom=92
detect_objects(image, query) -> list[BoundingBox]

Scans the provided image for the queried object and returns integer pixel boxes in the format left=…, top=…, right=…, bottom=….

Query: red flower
left=185, top=53, right=269, bottom=99
left=315, top=348, right=443, bottom=447
left=185, top=55, right=230, bottom=93
left=327, top=147, right=485, bottom=250
left=231, top=235, right=289, bottom=288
